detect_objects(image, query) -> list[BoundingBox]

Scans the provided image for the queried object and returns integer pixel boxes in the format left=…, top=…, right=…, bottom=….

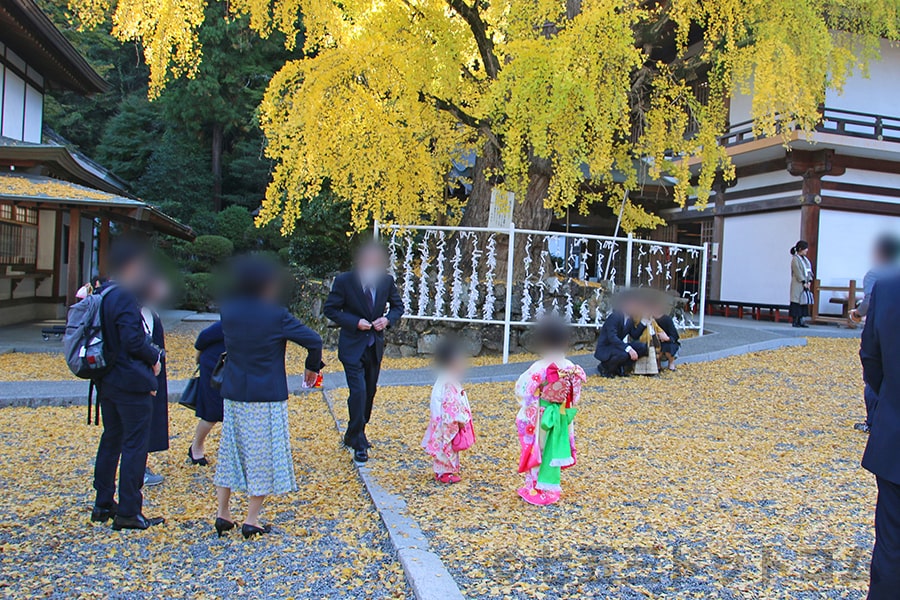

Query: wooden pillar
left=786, top=149, right=844, bottom=276
left=98, top=217, right=110, bottom=276
left=709, top=174, right=728, bottom=301
left=66, top=208, right=81, bottom=306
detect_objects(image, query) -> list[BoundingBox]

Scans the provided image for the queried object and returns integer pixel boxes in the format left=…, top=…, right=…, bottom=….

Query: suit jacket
left=324, top=270, right=404, bottom=364
left=99, top=284, right=161, bottom=394
left=219, top=297, right=323, bottom=403
left=861, top=275, right=900, bottom=484
left=594, top=310, right=646, bottom=362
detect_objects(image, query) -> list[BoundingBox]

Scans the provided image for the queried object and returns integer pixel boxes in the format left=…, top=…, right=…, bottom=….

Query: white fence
left=377, top=222, right=708, bottom=363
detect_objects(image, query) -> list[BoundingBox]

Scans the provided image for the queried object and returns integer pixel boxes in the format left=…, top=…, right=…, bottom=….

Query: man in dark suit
left=92, top=239, right=165, bottom=530
left=594, top=293, right=648, bottom=378
left=860, top=274, right=900, bottom=599
left=324, top=242, right=404, bottom=464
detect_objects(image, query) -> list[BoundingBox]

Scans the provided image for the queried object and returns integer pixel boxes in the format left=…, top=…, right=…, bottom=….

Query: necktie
left=365, top=287, right=376, bottom=347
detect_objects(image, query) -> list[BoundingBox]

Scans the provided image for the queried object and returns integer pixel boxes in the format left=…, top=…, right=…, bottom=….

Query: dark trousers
left=342, top=345, right=381, bottom=450
left=871, top=476, right=900, bottom=599
left=865, top=384, right=879, bottom=428
left=599, top=342, right=649, bottom=375
left=93, top=387, right=153, bottom=518
left=789, top=302, right=808, bottom=323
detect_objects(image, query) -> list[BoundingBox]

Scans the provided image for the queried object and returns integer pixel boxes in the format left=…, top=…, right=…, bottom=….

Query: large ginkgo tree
left=72, top=0, right=898, bottom=233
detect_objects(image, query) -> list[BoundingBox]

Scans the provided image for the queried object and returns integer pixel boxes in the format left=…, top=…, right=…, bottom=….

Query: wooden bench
left=811, top=279, right=861, bottom=327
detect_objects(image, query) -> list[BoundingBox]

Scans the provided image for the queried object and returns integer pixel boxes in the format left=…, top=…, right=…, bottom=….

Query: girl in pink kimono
left=422, top=342, right=472, bottom=484
left=515, top=318, right=586, bottom=506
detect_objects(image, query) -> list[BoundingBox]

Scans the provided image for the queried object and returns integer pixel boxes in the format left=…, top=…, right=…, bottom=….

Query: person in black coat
left=324, top=242, right=404, bottom=464
left=594, top=294, right=647, bottom=378
left=860, top=274, right=900, bottom=598
left=189, top=320, right=226, bottom=466
left=654, top=311, right=681, bottom=372
left=139, top=274, right=172, bottom=487
left=91, top=238, right=165, bottom=531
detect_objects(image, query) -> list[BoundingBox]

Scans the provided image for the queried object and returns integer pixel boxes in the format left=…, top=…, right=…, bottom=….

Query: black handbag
left=178, top=367, right=200, bottom=409
left=210, top=352, right=227, bottom=391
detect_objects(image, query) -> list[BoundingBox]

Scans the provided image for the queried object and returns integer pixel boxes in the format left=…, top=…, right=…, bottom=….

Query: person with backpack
left=89, top=238, right=165, bottom=530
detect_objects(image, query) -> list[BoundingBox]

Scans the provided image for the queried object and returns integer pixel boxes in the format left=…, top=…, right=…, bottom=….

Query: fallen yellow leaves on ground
left=0, top=324, right=539, bottom=382
left=354, top=338, right=873, bottom=598
left=0, top=392, right=409, bottom=598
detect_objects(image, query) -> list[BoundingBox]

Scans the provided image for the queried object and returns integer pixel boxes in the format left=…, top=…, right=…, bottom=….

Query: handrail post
left=502, top=222, right=516, bottom=364
left=624, top=233, right=634, bottom=289
left=373, top=218, right=380, bottom=240
left=699, top=242, right=709, bottom=337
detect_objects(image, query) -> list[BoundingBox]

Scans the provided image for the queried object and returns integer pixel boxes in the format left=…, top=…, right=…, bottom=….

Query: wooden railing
left=720, top=108, right=900, bottom=147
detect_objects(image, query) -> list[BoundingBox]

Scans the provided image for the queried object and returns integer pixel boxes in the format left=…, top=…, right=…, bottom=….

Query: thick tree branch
left=420, top=91, right=502, bottom=150
left=445, top=0, right=501, bottom=79
left=420, top=91, right=482, bottom=129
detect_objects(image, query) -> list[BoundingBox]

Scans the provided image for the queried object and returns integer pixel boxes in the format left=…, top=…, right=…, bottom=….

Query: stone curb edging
left=676, top=336, right=807, bottom=365
left=320, top=388, right=465, bottom=600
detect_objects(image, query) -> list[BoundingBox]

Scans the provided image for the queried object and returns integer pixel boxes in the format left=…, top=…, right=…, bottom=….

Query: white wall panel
left=1, top=69, right=25, bottom=140
left=720, top=210, right=802, bottom=304
left=23, top=84, right=42, bottom=143
left=826, top=40, right=900, bottom=116
left=816, top=209, right=900, bottom=313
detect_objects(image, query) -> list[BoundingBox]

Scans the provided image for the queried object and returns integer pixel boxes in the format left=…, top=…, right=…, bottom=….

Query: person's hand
left=628, top=348, right=639, bottom=361
left=372, top=317, right=389, bottom=331
left=849, top=309, right=862, bottom=323
left=658, top=331, right=670, bottom=342
left=304, top=369, right=319, bottom=388
left=152, top=361, right=162, bottom=377
left=357, top=319, right=372, bottom=331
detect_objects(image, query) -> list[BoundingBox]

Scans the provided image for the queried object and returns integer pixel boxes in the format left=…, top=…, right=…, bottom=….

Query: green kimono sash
left=537, top=400, right=577, bottom=489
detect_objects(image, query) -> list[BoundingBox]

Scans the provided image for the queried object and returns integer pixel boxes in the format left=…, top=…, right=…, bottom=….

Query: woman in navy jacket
left=188, top=320, right=226, bottom=466
left=213, top=257, right=322, bottom=539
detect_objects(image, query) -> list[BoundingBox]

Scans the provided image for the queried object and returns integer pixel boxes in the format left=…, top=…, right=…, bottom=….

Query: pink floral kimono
left=422, top=375, right=472, bottom=476
left=515, top=356, right=586, bottom=506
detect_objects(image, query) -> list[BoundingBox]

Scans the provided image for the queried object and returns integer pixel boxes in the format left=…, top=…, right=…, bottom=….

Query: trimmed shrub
left=191, top=235, right=234, bottom=272
left=183, top=272, right=216, bottom=311
left=215, top=206, right=254, bottom=250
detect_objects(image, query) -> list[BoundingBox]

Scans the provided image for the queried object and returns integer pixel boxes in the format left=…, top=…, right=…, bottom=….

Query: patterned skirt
left=214, top=399, right=297, bottom=496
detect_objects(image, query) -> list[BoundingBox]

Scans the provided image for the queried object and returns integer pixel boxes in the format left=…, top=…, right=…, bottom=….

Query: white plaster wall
left=720, top=210, right=802, bottom=304
left=816, top=209, right=900, bottom=313
left=826, top=40, right=900, bottom=116
left=729, top=170, right=799, bottom=194
left=730, top=85, right=754, bottom=125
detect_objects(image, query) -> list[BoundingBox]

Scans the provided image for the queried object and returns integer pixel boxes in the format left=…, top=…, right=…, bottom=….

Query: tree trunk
left=211, top=122, right=224, bottom=212
left=458, top=139, right=500, bottom=229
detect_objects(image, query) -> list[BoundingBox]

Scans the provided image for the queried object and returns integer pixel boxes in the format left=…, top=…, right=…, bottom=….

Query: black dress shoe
left=214, top=517, right=235, bottom=537
left=91, top=503, right=117, bottom=523
left=112, top=513, right=165, bottom=530
left=241, top=523, right=272, bottom=539
left=353, top=448, right=369, bottom=464
left=188, top=446, right=209, bottom=466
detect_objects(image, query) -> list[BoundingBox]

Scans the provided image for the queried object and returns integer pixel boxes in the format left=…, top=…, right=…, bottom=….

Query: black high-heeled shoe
left=214, top=517, right=235, bottom=537
left=188, top=446, right=209, bottom=466
left=241, top=523, right=272, bottom=539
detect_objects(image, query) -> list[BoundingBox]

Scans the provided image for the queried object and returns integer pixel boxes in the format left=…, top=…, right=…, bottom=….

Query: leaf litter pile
left=0, top=394, right=409, bottom=599
left=354, top=338, right=873, bottom=599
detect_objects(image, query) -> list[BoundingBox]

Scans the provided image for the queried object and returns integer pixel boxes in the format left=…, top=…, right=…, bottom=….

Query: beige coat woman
left=790, top=254, right=813, bottom=304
